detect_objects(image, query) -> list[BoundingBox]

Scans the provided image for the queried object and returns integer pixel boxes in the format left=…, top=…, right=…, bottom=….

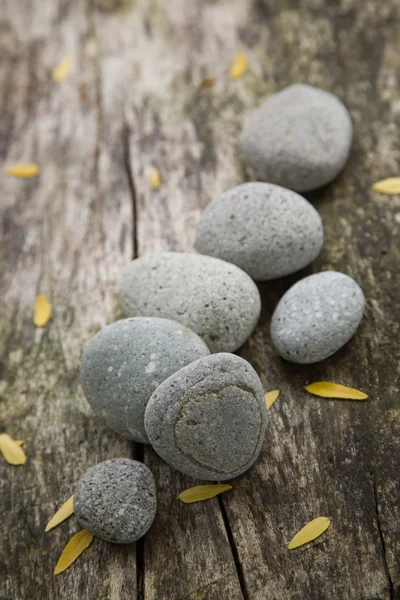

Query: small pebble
left=145, top=353, right=267, bottom=481
left=270, top=271, right=365, bottom=364
left=80, top=317, right=209, bottom=443
left=241, top=83, right=353, bottom=192
left=74, top=459, right=156, bottom=544
left=119, top=252, right=261, bottom=353
left=195, top=182, right=323, bottom=281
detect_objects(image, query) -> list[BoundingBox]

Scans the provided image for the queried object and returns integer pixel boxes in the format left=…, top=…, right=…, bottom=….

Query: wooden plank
left=0, top=1, right=136, bottom=598
left=222, top=2, right=400, bottom=598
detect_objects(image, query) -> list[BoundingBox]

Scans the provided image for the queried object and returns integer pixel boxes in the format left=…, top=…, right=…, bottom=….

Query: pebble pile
left=79, top=83, right=365, bottom=543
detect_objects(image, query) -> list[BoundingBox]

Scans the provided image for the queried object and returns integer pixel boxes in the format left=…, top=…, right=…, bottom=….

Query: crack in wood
left=122, top=122, right=139, bottom=260
left=218, top=496, right=247, bottom=600
left=373, top=482, right=395, bottom=600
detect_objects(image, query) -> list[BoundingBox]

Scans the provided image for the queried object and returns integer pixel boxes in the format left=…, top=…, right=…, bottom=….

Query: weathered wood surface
left=1, top=0, right=400, bottom=599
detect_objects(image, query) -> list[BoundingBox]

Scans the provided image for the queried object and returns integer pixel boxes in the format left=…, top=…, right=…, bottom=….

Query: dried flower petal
left=288, top=516, right=331, bottom=549
left=178, top=484, right=232, bottom=504
left=372, top=177, right=400, bottom=195
left=149, top=167, right=161, bottom=190
left=0, top=434, right=27, bottom=465
left=265, top=390, right=280, bottom=410
left=305, top=382, right=367, bottom=400
left=54, top=529, right=94, bottom=575
left=229, top=52, right=248, bottom=79
left=52, top=57, right=73, bottom=83
left=46, top=496, right=74, bottom=532
left=33, top=294, right=52, bottom=327
left=5, top=164, right=40, bottom=178
left=201, top=76, right=216, bottom=87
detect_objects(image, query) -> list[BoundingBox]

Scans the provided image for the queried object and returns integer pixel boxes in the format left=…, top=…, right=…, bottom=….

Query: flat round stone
left=270, top=271, right=365, bottom=363
left=80, top=317, right=209, bottom=443
left=145, top=353, right=267, bottom=481
left=74, top=459, right=157, bottom=544
left=195, top=182, right=323, bottom=281
left=119, top=252, right=261, bottom=353
left=241, top=83, right=353, bottom=192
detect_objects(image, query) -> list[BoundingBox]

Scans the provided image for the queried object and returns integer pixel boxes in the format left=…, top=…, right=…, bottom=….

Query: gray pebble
left=195, top=182, right=323, bottom=281
left=80, top=317, right=210, bottom=443
left=270, top=271, right=365, bottom=364
left=74, top=459, right=156, bottom=544
left=119, top=252, right=261, bottom=353
left=241, top=83, right=353, bottom=192
left=145, top=353, right=267, bottom=481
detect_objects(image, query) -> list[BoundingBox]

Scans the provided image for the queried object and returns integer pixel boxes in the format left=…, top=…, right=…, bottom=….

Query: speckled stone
left=270, top=271, right=365, bottom=364
left=119, top=252, right=261, bottom=353
left=241, top=83, right=353, bottom=192
left=80, top=317, right=210, bottom=443
left=74, top=459, right=156, bottom=544
left=145, top=353, right=267, bottom=481
left=195, top=182, right=323, bottom=281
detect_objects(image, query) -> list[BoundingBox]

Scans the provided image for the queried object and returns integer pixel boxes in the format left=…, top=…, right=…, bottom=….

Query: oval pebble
left=74, top=459, right=156, bottom=544
left=241, top=83, right=353, bottom=192
left=195, top=182, right=323, bottom=281
left=145, top=353, right=267, bottom=481
left=119, top=252, right=261, bottom=353
left=270, top=271, right=365, bottom=364
left=80, top=317, right=210, bottom=443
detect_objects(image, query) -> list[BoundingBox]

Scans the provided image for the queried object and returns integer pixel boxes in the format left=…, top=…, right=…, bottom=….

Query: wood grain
left=1, top=0, right=400, bottom=599
left=0, top=1, right=136, bottom=598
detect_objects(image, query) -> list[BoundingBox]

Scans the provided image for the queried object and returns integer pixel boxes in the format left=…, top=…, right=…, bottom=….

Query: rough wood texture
left=1, top=1, right=400, bottom=599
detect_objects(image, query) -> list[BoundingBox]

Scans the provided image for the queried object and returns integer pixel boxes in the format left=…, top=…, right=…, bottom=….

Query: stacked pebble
left=78, top=83, right=365, bottom=544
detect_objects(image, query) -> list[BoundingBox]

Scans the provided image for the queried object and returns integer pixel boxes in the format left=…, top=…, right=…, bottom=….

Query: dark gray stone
left=195, top=182, right=323, bottom=281
left=80, top=317, right=210, bottom=443
left=145, top=353, right=267, bottom=481
left=119, top=252, right=261, bottom=353
left=74, top=459, right=157, bottom=544
left=241, top=83, right=353, bottom=192
left=270, top=271, right=365, bottom=364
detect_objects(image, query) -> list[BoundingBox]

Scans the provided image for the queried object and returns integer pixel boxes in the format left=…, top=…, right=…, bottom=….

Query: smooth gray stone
left=74, top=459, right=157, bottom=544
left=270, top=271, right=365, bottom=364
left=80, top=317, right=210, bottom=443
left=241, top=83, right=353, bottom=192
left=195, top=182, right=323, bottom=281
left=119, top=252, right=261, bottom=353
left=145, top=353, right=267, bottom=481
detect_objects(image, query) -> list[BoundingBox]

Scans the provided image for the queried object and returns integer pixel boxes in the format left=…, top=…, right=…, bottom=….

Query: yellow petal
left=15, top=440, right=24, bottom=446
left=52, top=56, right=73, bottom=83
left=149, top=167, right=161, bottom=190
left=305, top=382, right=368, bottom=400
left=372, top=177, right=400, bottom=195
left=5, top=164, right=40, bottom=178
left=46, top=496, right=74, bottom=532
left=54, top=529, right=94, bottom=575
left=288, top=516, right=331, bottom=550
left=265, top=389, right=280, bottom=410
left=33, top=294, right=52, bottom=327
left=201, top=76, right=216, bottom=87
left=229, top=52, right=248, bottom=79
left=178, top=484, right=233, bottom=504
left=0, top=434, right=27, bottom=465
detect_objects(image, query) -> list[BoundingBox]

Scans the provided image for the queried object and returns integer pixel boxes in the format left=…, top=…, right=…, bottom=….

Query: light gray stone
left=241, top=83, right=353, bottom=192
left=119, top=252, right=261, bottom=353
left=145, top=353, right=267, bottom=481
left=270, top=271, right=365, bottom=364
left=195, top=182, right=323, bottom=281
left=80, top=317, right=210, bottom=443
left=74, top=459, right=157, bottom=544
